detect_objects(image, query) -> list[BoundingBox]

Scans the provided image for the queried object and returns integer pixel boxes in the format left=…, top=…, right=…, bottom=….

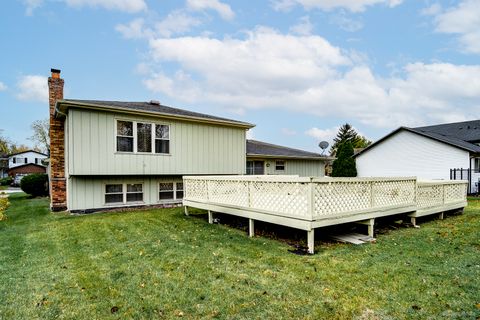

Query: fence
left=450, top=168, right=480, bottom=194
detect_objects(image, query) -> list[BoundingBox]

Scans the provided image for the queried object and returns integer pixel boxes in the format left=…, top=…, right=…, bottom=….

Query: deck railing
left=416, top=180, right=468, bottom=211
left=183, top=176, right=439, bottom=221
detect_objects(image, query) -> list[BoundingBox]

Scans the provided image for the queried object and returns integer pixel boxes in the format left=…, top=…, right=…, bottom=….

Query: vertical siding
left=67, top=108, right=246, bottom=175
left=356, top=130, right=470, bottom=179
left=254, top=158, right=325, bottom=177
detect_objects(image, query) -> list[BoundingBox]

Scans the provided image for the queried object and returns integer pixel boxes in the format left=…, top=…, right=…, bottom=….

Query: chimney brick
left=48, top=68, right=67, bottom=211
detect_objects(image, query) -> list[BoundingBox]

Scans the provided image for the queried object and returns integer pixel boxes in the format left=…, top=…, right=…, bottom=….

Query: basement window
left=105, top=184, right=124, bottom=204
left=159, top=182, right=183, bottom=201
left=126, top=184, right=143, bottom=203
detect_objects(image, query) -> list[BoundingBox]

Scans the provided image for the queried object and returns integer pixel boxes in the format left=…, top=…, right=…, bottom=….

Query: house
left=7, top=150, right=47, bottom=177
left=246, top=140, right=328, bottom=176
left=48, top=69, right=328, bottom=212
left=0, top=153, right=8, bottom=178
left=355, top=121, right=480, bottom=192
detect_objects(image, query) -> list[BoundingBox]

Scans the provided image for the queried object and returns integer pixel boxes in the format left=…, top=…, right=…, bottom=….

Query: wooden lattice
left=416, top=181, right=467, bottom=209
left=416, top=184, right=443, bottom=209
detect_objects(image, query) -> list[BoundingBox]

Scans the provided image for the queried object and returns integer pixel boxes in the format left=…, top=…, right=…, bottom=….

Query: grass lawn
left=0, top=185, right=7, bottom=191
left=0, top=194, right=479, bottom=319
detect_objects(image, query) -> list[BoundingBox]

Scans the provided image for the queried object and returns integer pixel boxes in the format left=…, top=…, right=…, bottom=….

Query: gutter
left=247, top=154, right=334, bottom=161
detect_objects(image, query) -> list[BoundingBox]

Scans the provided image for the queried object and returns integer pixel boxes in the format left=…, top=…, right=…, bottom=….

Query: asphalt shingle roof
left=247, top=140, right=326, bottom=159
left=414, top=120, right=480, bottom=143
left=61, top=99, right=254, bottom=128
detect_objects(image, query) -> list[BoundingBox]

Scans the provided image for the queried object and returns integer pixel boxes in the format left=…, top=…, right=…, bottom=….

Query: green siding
left=68, top=175, right=183, bottom=211
left=67, top=108, right=246, bottom=175
left=249, top=158, right=325, bottom=177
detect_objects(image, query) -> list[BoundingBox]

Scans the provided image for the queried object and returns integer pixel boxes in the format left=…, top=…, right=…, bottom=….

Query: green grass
left=0, top=185, right=7, bottom=191
left=0, top=194, right=479, bottom=319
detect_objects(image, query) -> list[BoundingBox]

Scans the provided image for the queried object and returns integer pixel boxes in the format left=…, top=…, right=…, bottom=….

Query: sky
left=0, top=0, right=479, bottom=153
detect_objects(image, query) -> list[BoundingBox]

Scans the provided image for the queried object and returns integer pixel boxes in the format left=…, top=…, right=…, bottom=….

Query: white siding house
left=356, top=130, right=470, bottom=180
left=9, top=150, right=48, bottom=168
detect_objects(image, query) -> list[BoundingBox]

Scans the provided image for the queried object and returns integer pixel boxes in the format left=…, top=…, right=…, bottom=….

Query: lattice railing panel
left=249, top=181, right=310, bottom=217
left=314, top=182, right=371, bottom=216
left=206, top=180, right=249, bottom=207
left=416, top=184, right=443, bottom=209
left=184, top=179, right=208, bottom=201
left=371, top=180, right=416, bottom=208
left=444, top=183, right=467, bottom=204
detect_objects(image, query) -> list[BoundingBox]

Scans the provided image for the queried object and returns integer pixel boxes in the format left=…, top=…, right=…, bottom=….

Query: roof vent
left=149, top=100, right=161, bottom=105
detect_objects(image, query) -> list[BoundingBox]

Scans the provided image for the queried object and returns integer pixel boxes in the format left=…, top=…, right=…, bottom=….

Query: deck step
left=330, top=233, right=376, bottom=245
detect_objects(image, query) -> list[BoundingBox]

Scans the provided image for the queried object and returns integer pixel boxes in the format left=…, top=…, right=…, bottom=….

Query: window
left=24, top=158, right=27, bottom=164
left=275, top=160, right=285, bottom=171
left=159, top=182, right=183, bottom=201
left=127, top=184, right=143, bottom=202
left=246, top=161, right=264, bottom=175
left=105, top=184, right=123, bottom=204
left=12, top=157, right=16, bottom=164
left=116, top=120, right=170, bottom=154
left=155, top=125, right=170, bottom=154
left=35, top=158, right=39, bottom=164
left=117, top=121, right=134, bottom=152
left=475, top=158, right=480, bottom=172
left=105, top=183, right=144, bottom=205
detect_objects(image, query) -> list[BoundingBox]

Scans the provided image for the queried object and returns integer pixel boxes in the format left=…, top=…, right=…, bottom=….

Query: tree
left=331, top=141, right=357, bottom=177
left=330, top=123, right=372, bottom=155
left=29, top=119, right=50, bottom=155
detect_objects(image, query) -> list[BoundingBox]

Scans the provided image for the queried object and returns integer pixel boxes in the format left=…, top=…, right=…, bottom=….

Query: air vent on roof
left=149, top=100, right=161, bottom=105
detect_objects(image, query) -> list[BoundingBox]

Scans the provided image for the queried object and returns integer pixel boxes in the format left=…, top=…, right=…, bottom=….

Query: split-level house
left=48, top=69, right=328, bottom=212
left=7, top=150, right=48, bottom=177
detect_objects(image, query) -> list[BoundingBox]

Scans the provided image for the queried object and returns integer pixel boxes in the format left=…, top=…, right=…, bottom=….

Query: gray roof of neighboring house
left=247, top=140, right=329, bottom=160
left=355, top=121, right=480, bottom=157
left=8, top=150, right=48, bottom=157
left=58, top=99, right=254, bottom=128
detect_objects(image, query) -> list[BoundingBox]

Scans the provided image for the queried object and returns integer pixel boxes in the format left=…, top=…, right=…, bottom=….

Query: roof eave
left=247, top=153, right=331, bottom=160
left=56, top=100, right=255, bottom=129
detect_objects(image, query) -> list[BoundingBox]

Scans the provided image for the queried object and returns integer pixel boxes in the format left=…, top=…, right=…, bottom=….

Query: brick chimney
left=48, top=68, right=67, bottom=211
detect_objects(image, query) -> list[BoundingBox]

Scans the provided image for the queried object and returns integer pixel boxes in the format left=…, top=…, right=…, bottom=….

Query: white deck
left=183, top=176, right=468, bottom=253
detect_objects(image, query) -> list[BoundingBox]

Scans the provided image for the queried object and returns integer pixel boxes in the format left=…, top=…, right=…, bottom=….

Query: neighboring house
left=48, top=69, right=328, bottom=212
left=355, top=121, right=480, bottom=192
left=246, top=140, right=329, bottom=176
left=7, top=150, right=48, bottom=177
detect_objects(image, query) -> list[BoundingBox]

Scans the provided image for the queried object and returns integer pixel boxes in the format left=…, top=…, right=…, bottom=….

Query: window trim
left=158, top=181, right=183, bottom=203
left=115, top=118, right=171, bottom=155
left=104, top=182, right=145, bottom=206
left=275, top=160, right=286, bottom=172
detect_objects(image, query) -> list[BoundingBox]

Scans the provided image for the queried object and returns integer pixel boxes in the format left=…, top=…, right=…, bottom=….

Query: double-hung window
left=116, top=120, right=170, bottom=154
left=159, top=182, right=183, bottom=202
left=275, top=160, right=285, bottom=171
left=105, top=183, right=144, bottom=205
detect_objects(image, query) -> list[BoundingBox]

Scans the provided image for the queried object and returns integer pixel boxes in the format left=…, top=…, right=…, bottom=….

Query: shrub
left=0, top=177, right=13, bottom=186
left=331, top=141, right=357, bottom=177
left=0, top=197, right=9, bottom=221
left=20, top=173, right=49, bottom=197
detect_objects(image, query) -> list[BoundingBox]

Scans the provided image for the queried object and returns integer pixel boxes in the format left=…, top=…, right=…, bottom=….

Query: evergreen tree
left=330, top=123, right=372, bottom=155
left=331, top=141, right=357, bottom=177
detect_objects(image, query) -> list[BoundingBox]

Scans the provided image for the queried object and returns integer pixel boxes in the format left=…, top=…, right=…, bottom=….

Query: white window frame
left=275, top=160, right=286, bottom=172
left=115, top=119, right=171, bottom=155
left=158, top=181, right=183, bottom=203
left=104, top=182, right=144, bottom=206
left=474, top=158, right=480, bottom=172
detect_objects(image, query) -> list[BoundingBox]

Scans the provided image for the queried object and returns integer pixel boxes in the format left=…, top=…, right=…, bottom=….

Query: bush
left=0, top=177, right=12, bottom=186
left=331, top=141, right=357, bottom=177
left=20, top=173, right=49, bottom=197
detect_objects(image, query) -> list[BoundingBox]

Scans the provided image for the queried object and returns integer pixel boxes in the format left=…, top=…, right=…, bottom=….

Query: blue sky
left=0, top=0, right=479, bottom=152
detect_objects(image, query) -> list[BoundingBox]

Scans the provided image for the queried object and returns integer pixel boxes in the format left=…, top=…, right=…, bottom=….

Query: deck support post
left=411, top=217, right=417, bottom=227
left=368, top=218, right=375, bottom=238
left=249, top=219, right=255, bottom=237
left=307, top=230, right=314, bottom=254
left=184, top=206, right=189, bottom=216
left=208, top=210, right=213, bottom=224
left=439, top=212, right=444, bottom=220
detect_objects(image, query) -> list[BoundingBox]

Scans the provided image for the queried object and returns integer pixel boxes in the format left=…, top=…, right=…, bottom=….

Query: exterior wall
left=67, top=108, right=247, bottom=176
left=8, top=164, right=46, bottom=177
left=68, top=175, right=183, bottom=211
left=356, top=130, right=470, bottom=179
left=248, top=157, right=325, bottom=177
left=9, top=151, right=47, bottom=168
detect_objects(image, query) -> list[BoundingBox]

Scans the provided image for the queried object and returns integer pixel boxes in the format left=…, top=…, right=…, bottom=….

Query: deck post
left=411, top=217, right=417, bottom=227
left=439, top=212, right=444, bottom=220
left=208, top=210, right=213, bottom=224
left=249, top=219, right=255, bottom=237
left=307, top=229, right=314, bottom=254
left=368, top=218, right=375, bottom=237
left=184, top=206, right=189, bottom=216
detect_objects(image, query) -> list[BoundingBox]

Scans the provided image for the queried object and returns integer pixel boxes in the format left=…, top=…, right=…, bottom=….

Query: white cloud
left=420, top=3, right=442, bottom=16
left=305, top=126, right=339, bottom=142
left=0, top=82, right=7, bottom=91
left=23, top=0, right=146, bottom=15
left=430, top=0, right=480, bottom=54
left=290, top=16, right=314, bottom=35
left=116, top=18, right=153, bottom=39
left=187, top=0, right=235, bottom=20
left=16, top=75, right=48, bottom=103
left=271, top=0, right=402, bottom=13
left=330, top=11, right=364, bottom=32
left=140, top=27, right=480, bottom=129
